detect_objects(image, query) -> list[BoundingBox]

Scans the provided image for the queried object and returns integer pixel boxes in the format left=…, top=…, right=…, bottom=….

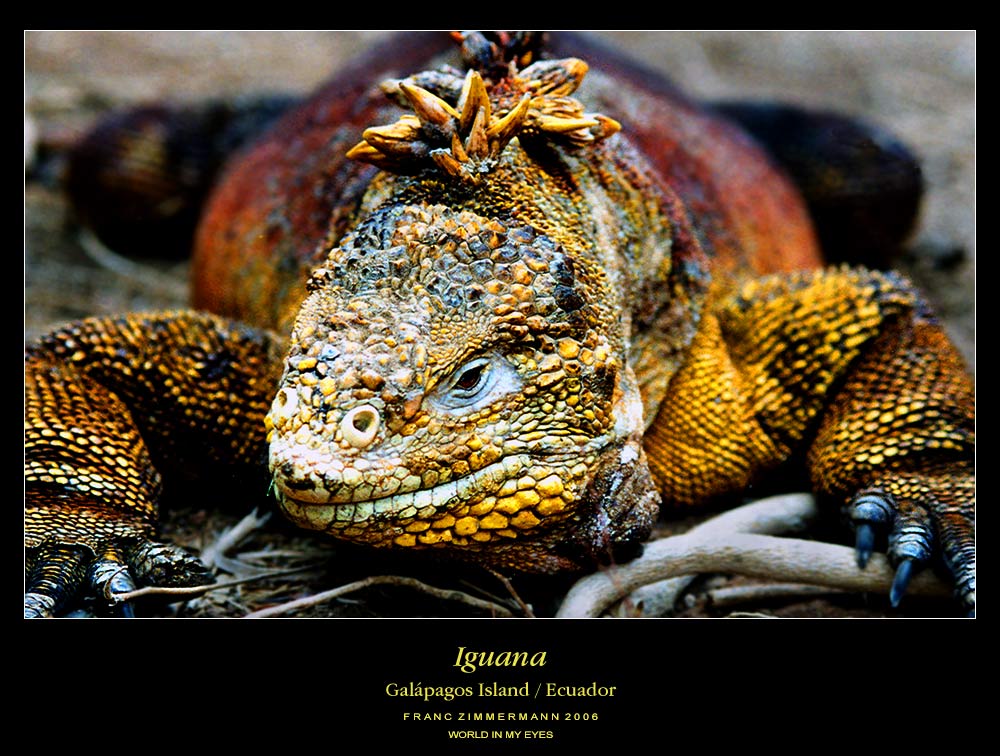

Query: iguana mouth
left=274, top=452, right=589, bottom=547
left=276, top=454, right=533, bottom=523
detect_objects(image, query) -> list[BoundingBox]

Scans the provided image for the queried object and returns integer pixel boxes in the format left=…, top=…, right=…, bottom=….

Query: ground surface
left=24, top=31, right=975, bottom=618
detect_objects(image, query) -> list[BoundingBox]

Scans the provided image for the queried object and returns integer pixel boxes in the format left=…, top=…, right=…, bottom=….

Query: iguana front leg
left=24, top=312, right=286, bottom=617
left=808, top=311, right=974, bottom=610
left=642, top=267, right=975, bottom=612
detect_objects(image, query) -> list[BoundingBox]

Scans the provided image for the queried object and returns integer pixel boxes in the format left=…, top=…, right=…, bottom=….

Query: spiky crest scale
left=346, top=56, right=621, bottom=181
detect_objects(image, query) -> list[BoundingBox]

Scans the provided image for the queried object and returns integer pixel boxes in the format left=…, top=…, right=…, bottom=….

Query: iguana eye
left=453, top=362, right=488, bottom=393
left=430, top=354, right=520, bottom=413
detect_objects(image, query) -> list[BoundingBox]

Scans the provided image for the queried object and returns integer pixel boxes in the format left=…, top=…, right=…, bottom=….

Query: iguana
left=24, top=31, right=975, bottom=617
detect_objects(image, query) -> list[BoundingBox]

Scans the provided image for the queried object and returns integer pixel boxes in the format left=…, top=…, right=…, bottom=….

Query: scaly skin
left=25, top=312, right=285, bottom=615
left=24, top=31, right=974, bottom=615
left=646, top=268, right=975, bottom=610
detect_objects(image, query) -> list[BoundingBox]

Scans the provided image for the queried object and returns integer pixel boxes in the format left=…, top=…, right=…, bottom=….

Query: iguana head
left=266, top=198, right=658, bottom=571
left=264, top=54, right=662, bottom=572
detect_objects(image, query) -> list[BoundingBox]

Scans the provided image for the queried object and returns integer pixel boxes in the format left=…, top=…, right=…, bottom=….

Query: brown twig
left=458, top=579, right=511, bottom=607
left=484, top=567, right=535, bottom=617
left=696, top=582, right=846, bottom=610
left=200, top=507, right=274, bottom=576
left=112, top=566, right=310, bottom=602
left=243, top=575, right=516, bottom=618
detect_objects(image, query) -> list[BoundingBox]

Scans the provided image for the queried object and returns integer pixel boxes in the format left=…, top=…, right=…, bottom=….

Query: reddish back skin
left=193, top=31, right=821, bottom=335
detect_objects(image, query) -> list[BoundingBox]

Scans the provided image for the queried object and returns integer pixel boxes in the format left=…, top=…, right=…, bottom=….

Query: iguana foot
left=24, top=539, right=212, bottom=618
left=848, top=486, right=975, bottom=613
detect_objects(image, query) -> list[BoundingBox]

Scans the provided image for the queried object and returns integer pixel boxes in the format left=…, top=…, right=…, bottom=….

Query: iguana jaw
left=273, top=450, right=587, bottom=548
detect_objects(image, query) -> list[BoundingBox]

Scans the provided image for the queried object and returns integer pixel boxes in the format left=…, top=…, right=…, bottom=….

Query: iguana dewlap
left=24, top=31, right=974, bottom=616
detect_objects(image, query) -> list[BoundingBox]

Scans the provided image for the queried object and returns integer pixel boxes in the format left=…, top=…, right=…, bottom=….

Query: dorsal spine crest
left=347, top=52, right=621, bottom=182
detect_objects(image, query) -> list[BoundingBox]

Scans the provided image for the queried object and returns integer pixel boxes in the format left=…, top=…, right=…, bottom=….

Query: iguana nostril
left=342, top=405, right=380, bottom=448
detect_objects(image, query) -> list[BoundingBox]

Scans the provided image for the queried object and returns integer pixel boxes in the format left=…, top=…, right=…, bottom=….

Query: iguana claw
left=854, top=524, right=876, bottom=568
left=24, top=544, right=88, bottom=618
left=941, top=514, right=976, bottom=613
left=24, top=539, right=212, bottom=618
left=88, top=547, right=139, bottom=616
left=849, top=490, right=893, bottom=569
left=890, top=558, right=917, bottom=607
left=847, top=486, right=974, bottom=612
